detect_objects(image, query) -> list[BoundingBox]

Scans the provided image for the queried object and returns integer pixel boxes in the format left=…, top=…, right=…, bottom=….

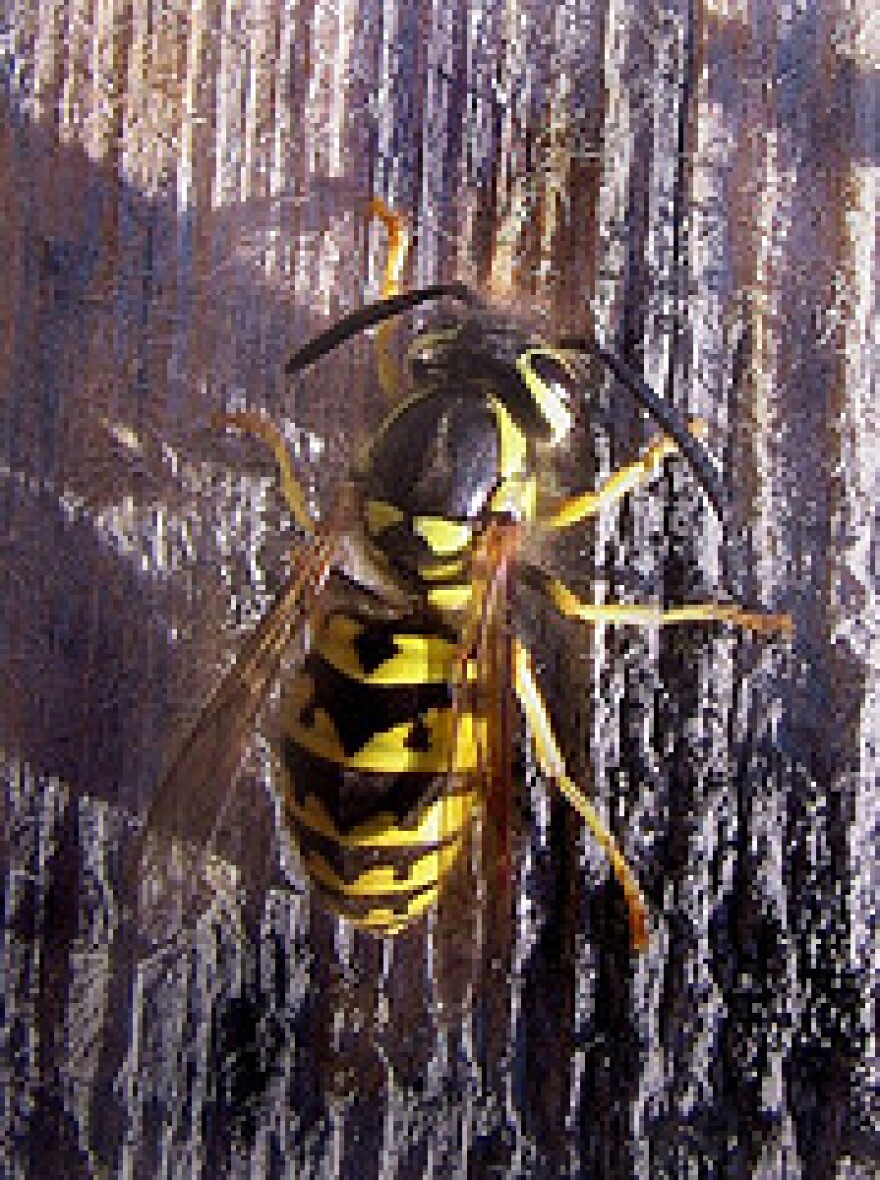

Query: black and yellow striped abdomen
left=279, top=603, right=479, bottom=934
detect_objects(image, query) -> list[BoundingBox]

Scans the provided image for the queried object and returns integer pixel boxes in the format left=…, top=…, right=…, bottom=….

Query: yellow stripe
left=417, top=557, right=466, bottom=581
left=516, top=349, right=574, bottom=444
left=489, top=473, right=537, bottom=519
left=353, top=709, right=481, bottom=773
left=365, top=499, right=405, bottom=535
left=286, top=705, right=483, bottom=773
left=316, top=614, right=458, bottom=685
left=305, top=839, right=461, bottom=897
left=427, top=583, right=473, bottom=612
left=286, top=787, right=476, bottom=849
left=490, top=397, right=528, bottom=479
left=340, top=887, right=439, bottom=930
left=413, top=517, right=471, bottom=556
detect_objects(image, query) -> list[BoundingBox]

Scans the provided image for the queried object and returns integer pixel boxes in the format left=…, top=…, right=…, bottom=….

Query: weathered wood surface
left=0, top=2, right=876, bottom=1177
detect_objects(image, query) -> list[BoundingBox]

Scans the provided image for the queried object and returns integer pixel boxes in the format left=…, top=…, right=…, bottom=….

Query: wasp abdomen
left=279, top=607, right=477, bottom=933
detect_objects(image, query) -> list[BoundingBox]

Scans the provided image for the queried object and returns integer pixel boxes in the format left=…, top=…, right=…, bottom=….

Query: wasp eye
left=518, top=350, right=576, bottom=443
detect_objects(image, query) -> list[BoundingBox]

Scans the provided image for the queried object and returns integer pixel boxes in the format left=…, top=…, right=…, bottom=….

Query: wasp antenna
left=557, top=334, right=730, bottom=524
left=285, top=283, right=482, bottom=376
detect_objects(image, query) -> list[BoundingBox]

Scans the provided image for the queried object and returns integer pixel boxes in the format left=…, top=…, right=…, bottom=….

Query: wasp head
left=407, top=311, right=577, bottom=447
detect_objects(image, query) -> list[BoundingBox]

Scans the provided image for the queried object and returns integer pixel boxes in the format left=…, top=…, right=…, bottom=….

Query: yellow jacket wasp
left=136, top=201, right=791, bottom=953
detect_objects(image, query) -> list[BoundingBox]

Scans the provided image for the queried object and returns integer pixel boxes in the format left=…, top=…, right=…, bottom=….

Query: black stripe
left=318, top=611, right=458, bottom=676
left=281, top=739, right=451, bottom=833
left=286, top=810, right=459, bottom=887
left=294, top=652, right=452, bottom=758
left=310, top=875, right=438, bottom=924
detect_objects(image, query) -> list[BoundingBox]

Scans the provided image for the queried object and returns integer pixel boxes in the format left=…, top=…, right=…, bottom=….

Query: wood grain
left=1, top=2, right=876, bottom=1176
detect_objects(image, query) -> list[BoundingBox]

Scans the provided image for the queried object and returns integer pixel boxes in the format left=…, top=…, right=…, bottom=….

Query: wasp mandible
left=137, top=200, right=792, bottom=953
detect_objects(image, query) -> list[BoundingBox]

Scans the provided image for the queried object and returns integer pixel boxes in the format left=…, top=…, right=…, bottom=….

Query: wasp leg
left=539, top=571, right=793, bottom=636
left=367, top=198, right=409, bottom=403
left=212, top=410, right=314, bottom=534
left=545, top=418, right=708, bottom=530
left=513, top=641, right=649, bottom=950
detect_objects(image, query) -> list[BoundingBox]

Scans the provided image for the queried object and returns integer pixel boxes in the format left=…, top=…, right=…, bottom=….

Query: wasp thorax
left=514, top=349, right=576, bottom=445
left=360, top=389, right=502, bottom=592
left=357, top=316, right=578, bottom=608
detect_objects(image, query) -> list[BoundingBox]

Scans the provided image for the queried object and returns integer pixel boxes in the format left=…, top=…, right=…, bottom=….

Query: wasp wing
left=476, top=549, right=521, bottom=1070
left=472, top=526, right=517, bottom=905
left=434, top=524, right=518, bottom=1019
left=133, top=533, right=337, bottom=954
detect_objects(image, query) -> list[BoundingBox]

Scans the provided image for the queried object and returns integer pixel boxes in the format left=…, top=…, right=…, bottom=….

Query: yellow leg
left=545, top=419, right=708, bottom=530
left=514, top=642, right=649, bottom=951
left=212, top=411, right=314, bottom=534
left=540, top=572, right=794, bottom=637
left=366, top=198, right=409, bottom=403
